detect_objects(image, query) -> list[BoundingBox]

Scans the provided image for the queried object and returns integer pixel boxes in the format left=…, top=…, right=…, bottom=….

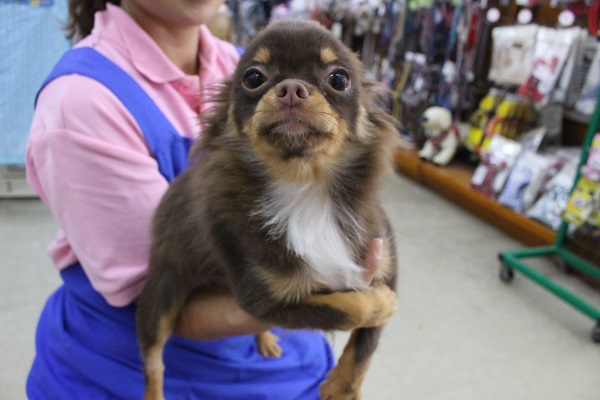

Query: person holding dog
left=25, top=0, right=384, bottom=398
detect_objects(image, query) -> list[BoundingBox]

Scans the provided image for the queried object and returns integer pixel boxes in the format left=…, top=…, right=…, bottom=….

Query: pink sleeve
left=27, top=74, right=168, bottom=307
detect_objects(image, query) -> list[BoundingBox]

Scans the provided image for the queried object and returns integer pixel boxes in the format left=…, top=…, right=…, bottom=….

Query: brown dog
left=137, top=19, right=399, bottom=400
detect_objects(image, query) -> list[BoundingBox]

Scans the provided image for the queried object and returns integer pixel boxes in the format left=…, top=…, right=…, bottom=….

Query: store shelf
left=394, top=146, right=555, bottom=247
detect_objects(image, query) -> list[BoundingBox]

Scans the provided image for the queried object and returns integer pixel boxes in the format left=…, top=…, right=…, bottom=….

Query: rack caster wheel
left=554, top=258, right=574, bottom=275
left=592, top=320, right=600, bottom=344
left=499, top=264, right=514, bottom=284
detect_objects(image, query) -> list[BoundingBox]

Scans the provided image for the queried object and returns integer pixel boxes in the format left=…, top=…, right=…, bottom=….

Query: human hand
left=176, top=238, right=383, bottom=341
left=175, top=289, right=274, bottom=341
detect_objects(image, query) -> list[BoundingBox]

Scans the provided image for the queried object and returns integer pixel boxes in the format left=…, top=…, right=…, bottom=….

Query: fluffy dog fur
left=137, top=19, right=399, bottom=400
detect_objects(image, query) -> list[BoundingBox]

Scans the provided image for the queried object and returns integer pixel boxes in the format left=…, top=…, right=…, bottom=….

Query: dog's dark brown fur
left=137, top=19, right=399, bottom=400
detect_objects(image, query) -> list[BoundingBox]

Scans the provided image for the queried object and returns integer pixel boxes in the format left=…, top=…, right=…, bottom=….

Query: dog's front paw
left=360, top=284, right=397, bottom=328
left=256, top=331, right=283, bottom=358
left=319, top=366, right=361, bottom=400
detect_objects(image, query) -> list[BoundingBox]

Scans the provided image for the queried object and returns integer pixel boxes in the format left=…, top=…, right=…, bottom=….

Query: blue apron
left=27, top=48, right=334, bottom=400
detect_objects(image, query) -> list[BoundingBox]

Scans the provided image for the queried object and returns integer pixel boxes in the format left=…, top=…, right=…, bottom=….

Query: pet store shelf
left=394, top=146, right=555, bottom=247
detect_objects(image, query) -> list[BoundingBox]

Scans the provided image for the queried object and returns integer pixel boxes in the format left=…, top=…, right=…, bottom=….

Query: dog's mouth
left=260, top=114, right=332, bottom=159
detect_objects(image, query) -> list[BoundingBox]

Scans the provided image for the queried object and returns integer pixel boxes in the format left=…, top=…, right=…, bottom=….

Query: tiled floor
left=2, top=173, right=600, bottom=399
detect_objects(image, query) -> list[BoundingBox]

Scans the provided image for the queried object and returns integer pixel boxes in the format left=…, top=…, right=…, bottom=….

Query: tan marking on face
left=253, top=47, right=271, bottom=64
left=320, top=47, right=338, bottom=64
left=355, top=105, right=373, bottom=142
left=242, top=87, right=350, bottom=183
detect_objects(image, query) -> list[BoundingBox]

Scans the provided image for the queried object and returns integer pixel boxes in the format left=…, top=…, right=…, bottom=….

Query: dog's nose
left=421, top=115, right=429, bottom=123
left=276, top=80, right=309, bottom=107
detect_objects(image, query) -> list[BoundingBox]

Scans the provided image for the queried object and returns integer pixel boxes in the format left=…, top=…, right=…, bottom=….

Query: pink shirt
left=26, top=4, right=239, bottom=307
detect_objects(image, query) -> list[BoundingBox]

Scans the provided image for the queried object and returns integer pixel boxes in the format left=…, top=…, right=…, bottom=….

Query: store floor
left=2, top=172, right=600, bottom=400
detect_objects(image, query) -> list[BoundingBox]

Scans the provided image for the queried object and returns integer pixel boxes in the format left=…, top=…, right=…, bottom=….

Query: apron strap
left=35, top=47, right=192, bottom=182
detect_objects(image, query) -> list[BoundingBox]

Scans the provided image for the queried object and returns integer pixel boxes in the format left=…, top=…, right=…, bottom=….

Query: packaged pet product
left=517, top=126, right=547, bottom=153
left=581, top=133, right=600, bottom=182
left=575, top=42, right=600, bottom=115
left=551, top=27, right=587, bottom=106
left=483, top=95, right=535, bottom=141
left=465, top=88, right=505, bottom=155
left=536, top=104, right=563, bottom=146
left=518, top=27, right=582, bottom=107
left=466, top=93, right=535, bottom=157
left=488, top=24, right=539, bottom=86
left=561, top=133, right=600, bottom=226
left=569, top=39, right=599, bottom=105
left=562, top=177, right=600, bottom=227
left=497, top=150, right=552, bottom=213
left=527, top=160, right=578, bottom=230
left=471, top=136, right=522, bottom=198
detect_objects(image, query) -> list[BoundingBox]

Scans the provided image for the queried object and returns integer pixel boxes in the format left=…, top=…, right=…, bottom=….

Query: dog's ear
left=362, top=81, right=397, bottom=138
left=191, top=80, right=235, bottom=156
left=357, top=80, right=400, bottom=173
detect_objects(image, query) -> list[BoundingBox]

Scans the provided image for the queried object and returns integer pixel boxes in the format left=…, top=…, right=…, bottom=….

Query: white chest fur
left=255, top=180, right=367, bottom=291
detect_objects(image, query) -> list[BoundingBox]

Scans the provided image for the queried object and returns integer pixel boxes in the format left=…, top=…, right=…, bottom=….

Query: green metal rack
left=498, top=93, right=600, bottom=343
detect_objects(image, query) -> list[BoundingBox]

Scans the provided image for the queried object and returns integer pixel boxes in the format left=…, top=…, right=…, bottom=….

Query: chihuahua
left=137, top=19, right=399, bottom=400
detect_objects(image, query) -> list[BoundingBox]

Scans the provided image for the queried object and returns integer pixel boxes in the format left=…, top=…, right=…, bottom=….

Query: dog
left=136, top=19, right=399, bottom=400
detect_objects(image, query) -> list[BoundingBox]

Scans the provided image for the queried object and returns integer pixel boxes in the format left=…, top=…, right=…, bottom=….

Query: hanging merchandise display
left=398, top=52, right=432, bottom=143
left=466, top=92, right=536, bottom=156
left=465, top=88, right=505, bottom=155
left=552, top=28, right=588, bottom=106
left=576, top=42, right=600, bottom=115
left=518, top=26, right=583, bottom=107
left=488, top=24, right=539, bottom=87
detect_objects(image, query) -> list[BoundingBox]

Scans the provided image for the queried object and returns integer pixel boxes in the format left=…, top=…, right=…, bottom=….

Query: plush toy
left=418, top=106, right=460, bottom=166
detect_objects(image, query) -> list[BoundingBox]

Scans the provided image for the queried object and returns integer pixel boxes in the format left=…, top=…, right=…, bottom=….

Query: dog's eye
left=328, top=71, right=350, bottom=91
left=243, top=70, right=267, bottom=89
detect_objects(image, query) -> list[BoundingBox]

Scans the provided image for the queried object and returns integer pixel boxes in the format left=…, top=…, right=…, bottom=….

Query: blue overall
left=27, top=48, right=334, bottom=400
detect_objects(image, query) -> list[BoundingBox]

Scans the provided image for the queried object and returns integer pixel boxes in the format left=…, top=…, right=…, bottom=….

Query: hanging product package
left=551, top=28, right=587, bottom=106
left=575, top=42, right=600, bottom=115
left=488, top=24, right=539, bottom=86
left=518, top=27, right=582, bottom=107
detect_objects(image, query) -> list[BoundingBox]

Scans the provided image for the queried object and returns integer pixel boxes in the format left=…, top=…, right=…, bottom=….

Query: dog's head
left=202, top=19, right=397, bottom=183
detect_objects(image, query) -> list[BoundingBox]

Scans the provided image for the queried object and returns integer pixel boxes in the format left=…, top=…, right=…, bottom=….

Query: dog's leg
left=137, top=275, right=185, bottom=400
left=319, top=327, right=382, bottom=400
left=254, top=284, right=396, bottom=332
left=138, top=302, right=180, bottom=400
left=255, top=330, right=283, bottom=358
